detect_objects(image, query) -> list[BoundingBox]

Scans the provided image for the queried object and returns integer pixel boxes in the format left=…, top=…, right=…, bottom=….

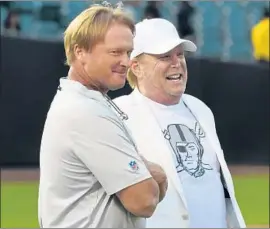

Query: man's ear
left=130, top=60, right=142, bottom=78
left=74, top=44, right=86, bottom=64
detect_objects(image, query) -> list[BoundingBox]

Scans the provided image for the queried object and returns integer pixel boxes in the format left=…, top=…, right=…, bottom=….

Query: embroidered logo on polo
left=129, top=160, right=139, bottom=171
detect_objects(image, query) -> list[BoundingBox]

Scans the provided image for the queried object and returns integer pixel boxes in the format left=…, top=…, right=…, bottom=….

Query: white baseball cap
left=130, top=18, right=197, bottom=59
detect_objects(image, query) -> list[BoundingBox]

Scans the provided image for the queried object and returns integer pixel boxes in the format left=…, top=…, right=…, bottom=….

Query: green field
left=1, top=175, right=269, bottom=228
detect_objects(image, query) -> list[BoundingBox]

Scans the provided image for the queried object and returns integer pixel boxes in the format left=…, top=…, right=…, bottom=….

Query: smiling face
left=75, top=23, right=134, bottom=92
left=130, top=45, right=188, bottom=105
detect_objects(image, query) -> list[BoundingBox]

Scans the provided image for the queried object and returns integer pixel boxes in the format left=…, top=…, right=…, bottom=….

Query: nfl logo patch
left=129, top=160, right=139, bottom=171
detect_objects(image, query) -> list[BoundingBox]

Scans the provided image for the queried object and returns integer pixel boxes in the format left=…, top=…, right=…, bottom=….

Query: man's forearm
left=149, top=173, right=168, bottom=202
left=157, top=178, right=168, bottom=202
left=140, top=155, right=168, bottom=202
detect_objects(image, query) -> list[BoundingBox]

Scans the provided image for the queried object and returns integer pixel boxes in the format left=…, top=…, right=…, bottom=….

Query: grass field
left=1, top=175, right=269, bottom=228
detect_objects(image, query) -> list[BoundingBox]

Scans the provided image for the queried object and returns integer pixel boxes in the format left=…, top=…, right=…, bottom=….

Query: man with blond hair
left=114, top=18, right=246, bottom=228
left=38, top=4, right=167, bottom=228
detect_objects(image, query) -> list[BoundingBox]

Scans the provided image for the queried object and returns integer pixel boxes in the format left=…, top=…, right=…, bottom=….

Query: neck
left=137, top=86, right=182, bottom=106
left=67, top=65, right=108, bottom=94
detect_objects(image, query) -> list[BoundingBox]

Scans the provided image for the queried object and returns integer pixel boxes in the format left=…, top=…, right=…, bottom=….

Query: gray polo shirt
left=38, top=78, right=151, bottom=228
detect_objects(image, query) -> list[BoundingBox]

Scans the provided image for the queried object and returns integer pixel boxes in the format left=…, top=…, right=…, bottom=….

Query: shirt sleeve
left=71, top=107, right=152, bottom=196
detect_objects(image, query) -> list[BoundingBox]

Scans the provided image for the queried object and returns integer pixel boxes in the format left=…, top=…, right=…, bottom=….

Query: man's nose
left=171, top=55, right=180, bottom=68
left=120, top=53, right=130, bottom=67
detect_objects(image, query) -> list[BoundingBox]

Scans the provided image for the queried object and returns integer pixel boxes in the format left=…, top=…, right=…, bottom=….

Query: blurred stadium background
left=0, top=0, right=269, bottom=61
left=0, top=1, right=269, bottom=228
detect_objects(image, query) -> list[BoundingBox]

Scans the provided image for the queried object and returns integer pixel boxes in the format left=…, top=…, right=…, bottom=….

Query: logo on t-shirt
left=163, top=122, right=212, bottom=178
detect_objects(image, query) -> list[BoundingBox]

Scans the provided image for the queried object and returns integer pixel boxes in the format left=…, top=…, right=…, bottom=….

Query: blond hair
left=64, top=4, right=135, bottom=66
left=127, top=68, right=137, bottom=89
left=127, top=55, right=145, bottom=89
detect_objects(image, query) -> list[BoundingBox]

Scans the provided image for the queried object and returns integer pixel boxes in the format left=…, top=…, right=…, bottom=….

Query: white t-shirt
left=38, top=78, right=151, bottom=228
left=138, top=91, right=227, bottom=228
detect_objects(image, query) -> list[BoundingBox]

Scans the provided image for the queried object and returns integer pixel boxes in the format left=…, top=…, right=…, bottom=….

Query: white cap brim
left=131, top=38, right=197, bottom=59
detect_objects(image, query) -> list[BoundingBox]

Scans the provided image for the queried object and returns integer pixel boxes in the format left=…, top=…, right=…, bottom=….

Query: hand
left=140, top=155, right=168, bottom=202
left=140, top=155, right=167, bottom=184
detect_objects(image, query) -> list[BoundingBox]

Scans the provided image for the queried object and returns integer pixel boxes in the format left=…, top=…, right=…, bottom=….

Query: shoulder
left=113, top=92, right=136, bottom=108
left=183, top=94, right=210, bottom=108
left=183, top=94, right=214, bottom=116
left=48, top=90, right=118, bottom=127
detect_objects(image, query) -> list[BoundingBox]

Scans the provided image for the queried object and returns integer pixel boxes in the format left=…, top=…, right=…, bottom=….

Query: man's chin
left=172, top=88, right=185, bottom=96
left=108, top=82, right=126, bottom=91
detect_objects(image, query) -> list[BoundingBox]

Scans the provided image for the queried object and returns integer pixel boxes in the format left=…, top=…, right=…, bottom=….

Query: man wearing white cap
left=113, top=18, right=246, bottom=228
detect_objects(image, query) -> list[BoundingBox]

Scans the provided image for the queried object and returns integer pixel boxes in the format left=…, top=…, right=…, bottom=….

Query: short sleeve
left=71, top=106, right=152, bottom=195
